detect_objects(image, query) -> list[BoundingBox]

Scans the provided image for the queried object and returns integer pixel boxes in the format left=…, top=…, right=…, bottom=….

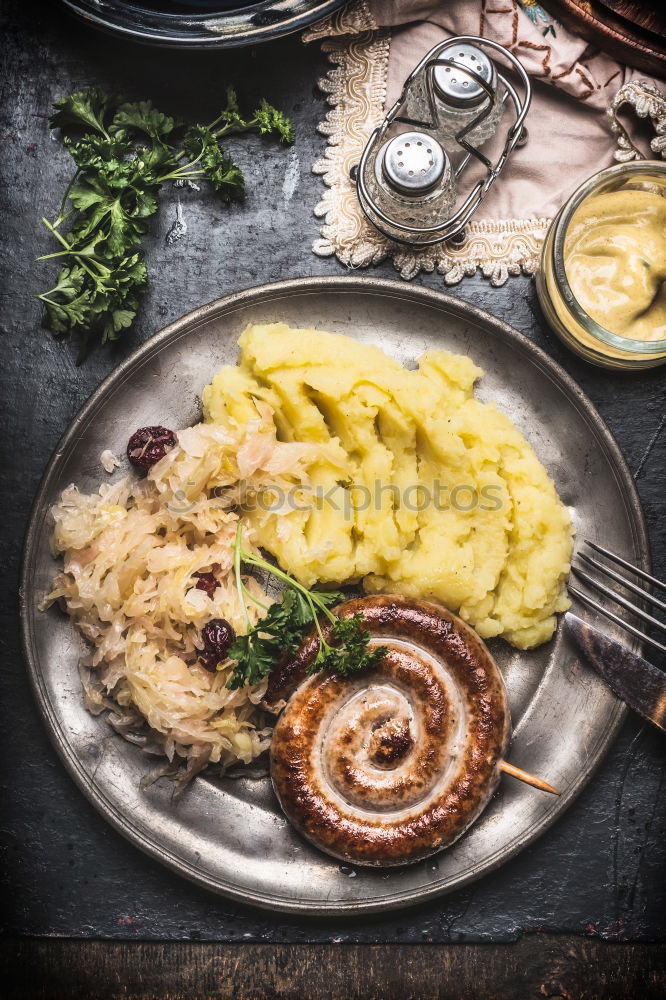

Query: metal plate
left=60, top=0, right=347, bottom=49
left=20, top=277, right=648, bottom=915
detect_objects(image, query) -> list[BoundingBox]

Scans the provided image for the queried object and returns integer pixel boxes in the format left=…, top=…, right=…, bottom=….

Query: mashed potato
left=203, top=324, right=573, bottom=649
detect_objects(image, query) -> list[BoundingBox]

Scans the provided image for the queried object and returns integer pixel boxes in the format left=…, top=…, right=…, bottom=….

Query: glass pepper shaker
left=360, top=130, right=454, bottom=245
left=430, top=42, right=506, bottom=157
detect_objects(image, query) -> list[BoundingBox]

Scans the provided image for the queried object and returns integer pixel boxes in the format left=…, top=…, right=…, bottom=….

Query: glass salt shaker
left=430, top=42, right=506, bottom=156
left=360, top=130, right=454, bottom=245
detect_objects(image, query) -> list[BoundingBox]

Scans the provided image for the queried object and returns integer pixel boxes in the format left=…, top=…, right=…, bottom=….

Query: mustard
left=563, top=189, right=666, bottom=343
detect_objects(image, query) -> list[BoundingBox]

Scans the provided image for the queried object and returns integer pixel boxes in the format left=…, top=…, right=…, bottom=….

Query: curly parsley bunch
left=36, top=88, right=294, bottom=360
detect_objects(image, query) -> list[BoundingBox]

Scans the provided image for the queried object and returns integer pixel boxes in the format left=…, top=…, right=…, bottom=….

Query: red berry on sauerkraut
left=127, top=426, right=177, bottom=471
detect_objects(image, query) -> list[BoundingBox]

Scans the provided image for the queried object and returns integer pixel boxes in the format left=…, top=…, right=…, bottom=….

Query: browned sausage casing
left=269, top=595, right=511, bottom=867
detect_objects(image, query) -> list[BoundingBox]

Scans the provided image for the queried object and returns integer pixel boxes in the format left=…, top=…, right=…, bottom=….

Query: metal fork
left=570, top=540, right=666, bottom=655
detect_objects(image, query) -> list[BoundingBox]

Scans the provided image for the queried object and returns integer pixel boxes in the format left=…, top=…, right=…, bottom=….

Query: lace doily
left=608, top=79, right=666, bottom=162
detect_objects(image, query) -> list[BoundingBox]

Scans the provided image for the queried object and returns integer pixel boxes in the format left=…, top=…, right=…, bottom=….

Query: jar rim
left=551, top=160, right=666, bottom=356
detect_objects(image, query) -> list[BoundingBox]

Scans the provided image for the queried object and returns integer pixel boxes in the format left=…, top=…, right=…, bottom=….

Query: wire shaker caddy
left=354, top=36, right=531, bottom=247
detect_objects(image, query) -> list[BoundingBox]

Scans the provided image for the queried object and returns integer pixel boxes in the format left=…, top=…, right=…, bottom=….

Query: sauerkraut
left=42, top=402, right=326, bottom=783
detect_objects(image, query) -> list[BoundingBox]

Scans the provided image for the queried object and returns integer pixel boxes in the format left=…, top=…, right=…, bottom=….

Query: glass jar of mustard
left=536, top=161, right=666, bottom=370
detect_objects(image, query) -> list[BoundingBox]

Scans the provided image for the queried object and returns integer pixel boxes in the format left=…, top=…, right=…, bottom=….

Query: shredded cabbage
left=42, top=403, right=321, bottom=783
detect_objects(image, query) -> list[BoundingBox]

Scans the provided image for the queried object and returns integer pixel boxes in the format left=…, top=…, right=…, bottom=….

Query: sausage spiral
left=269, top=595, right=511, bottom=867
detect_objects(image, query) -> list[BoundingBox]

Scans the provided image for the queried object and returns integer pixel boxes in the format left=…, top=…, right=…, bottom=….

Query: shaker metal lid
left=433, top=42, right=496, bottom=108
left=381, top=131, right=447, bottom=195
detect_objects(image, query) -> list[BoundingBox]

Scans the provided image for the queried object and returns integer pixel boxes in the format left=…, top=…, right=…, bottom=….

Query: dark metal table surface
left=1, top=0, right=665, bottom=953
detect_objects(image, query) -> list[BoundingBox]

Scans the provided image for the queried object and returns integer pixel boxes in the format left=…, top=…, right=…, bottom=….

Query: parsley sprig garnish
left=36, top=88, right=294, bottom=361
left=226, top=525, right=387, bottom=690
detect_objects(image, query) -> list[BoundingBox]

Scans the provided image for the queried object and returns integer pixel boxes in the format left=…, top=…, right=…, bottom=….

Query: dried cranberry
left=127, top=426, right=177, bottom=471
left=198, top=649, right=221, bottom=673
left=199, top=618, right=236, bottom=671
left=194, top=572, right=218, bottom=599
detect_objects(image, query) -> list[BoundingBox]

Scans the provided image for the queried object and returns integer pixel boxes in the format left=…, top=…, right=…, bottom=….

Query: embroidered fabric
left=304, top=1, right=666, bottom=287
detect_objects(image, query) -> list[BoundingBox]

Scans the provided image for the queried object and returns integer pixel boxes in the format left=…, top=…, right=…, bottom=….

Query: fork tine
left=578, top=552, right=666, bottom=615
left=569, top=586, right=666, bottom=654
left=571, top=566, right=666, bottom=635
left=584, top=540, right=666, bottom=592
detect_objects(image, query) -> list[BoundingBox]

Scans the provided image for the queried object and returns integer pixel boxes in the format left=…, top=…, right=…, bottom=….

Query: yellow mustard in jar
left=536, top=162, right=666, bottom=370
left=564, top=189, right=666, bottom=343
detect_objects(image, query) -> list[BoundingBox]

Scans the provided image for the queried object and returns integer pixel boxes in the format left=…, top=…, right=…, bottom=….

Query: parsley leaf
left=37, top=264, right=91, bottom=337
left=50, top=88, right=116, bottom=137
left=226, top=632, right=282, bottom=690
left=42, top=294, right=91, bottom=338
left=64, top=134, right=130, bottom=173
left=43, top=263, right=86, bottom=300
left=308, top=614, right=388, bottom=677
left=111, top=100, right=176, bottom=142
left=253, top=99, right=295, bottom=143
left=280, top=587, right=345, bottom=633
left=68, top=175, right=149, bottom=255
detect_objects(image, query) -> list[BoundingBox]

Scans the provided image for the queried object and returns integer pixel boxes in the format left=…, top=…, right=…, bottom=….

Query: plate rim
left=20, top=276, right=648, bottom=915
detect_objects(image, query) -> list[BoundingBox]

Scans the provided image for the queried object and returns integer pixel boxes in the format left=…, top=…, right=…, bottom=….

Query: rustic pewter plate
left=21, top=277, right=648, bottom=915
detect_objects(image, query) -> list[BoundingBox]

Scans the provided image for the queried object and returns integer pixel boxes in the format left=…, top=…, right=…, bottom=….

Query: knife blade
left=565, top=612, right=666, bottom=732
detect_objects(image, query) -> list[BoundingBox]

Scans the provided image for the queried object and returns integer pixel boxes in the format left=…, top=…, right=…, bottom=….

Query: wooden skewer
left=499, top=760, right=560, bottom=795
